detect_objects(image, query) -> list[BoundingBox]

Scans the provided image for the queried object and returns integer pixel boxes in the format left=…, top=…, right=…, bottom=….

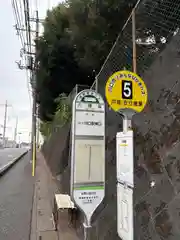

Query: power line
left=23, top=0, right=31, bottom=54
left=12, top=0, right=34, bottom=109
left=11, top=0, right=25, bottom=47
left=26, top=0, right=32, bottom=54
left=19, top=0, right=25, bottom=25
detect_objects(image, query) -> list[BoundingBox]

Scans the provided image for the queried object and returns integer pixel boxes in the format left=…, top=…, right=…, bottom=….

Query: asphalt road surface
left=0, top=151, right=34, bottom=240
left=0, top=148, right=28, bottom=170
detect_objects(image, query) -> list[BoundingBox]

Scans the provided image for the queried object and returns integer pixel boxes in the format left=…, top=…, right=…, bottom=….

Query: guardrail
left=0, top=150, right=28, bottom=175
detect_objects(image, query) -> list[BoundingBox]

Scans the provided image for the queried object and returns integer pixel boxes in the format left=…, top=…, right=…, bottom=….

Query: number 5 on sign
left=122, top=81, right=133, bottom=99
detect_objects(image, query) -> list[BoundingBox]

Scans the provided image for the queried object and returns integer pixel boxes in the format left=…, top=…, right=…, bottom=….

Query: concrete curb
left=0, top=150, right=28, bottom=176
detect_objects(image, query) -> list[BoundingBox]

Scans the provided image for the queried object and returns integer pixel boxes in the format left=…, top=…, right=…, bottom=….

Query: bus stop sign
left=71, top=89, right=105, bottom=226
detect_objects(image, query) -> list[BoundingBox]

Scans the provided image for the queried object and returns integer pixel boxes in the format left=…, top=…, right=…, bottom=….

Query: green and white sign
left=71, top=89, right=105, bottom=227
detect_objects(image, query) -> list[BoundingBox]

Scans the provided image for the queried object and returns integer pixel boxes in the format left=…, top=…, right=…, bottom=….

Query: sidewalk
left=30, top=151, right=58, bottom=240
left=30, top=151, right=81, bottom=240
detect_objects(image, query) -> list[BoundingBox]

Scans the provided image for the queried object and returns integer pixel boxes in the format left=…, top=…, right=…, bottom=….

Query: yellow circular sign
left=105, top=70, right=148, bottom=113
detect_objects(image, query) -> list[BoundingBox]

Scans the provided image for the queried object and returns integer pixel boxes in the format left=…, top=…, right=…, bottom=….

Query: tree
left=68, top=0, right=136, bottom=70
left=36, top=4, right=92, bottom=121
left=36, top=0, right=135, bottom=121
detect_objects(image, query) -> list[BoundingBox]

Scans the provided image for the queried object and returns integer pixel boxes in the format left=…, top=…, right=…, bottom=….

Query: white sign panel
left=75, top=111, right=104, bottom=136
left=74, top=139, right=105, bottom=184
left=116, top=130, right=133, bottom=187
left=73, top=187, right=104, bottom=226
left=71, top=89, right=105, bottom=226
left=117, top=183, right=133, bottom=240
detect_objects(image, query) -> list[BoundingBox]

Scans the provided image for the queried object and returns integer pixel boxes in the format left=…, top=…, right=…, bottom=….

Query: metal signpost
left=71, top=89, right=105, bottom=239
left=105, top=70, right=148, bottom=240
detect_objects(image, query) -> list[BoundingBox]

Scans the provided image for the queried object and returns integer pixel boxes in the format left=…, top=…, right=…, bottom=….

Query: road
left=0, top=148, right=28, bottom=171
left=0, top=151, right=34, bottom=240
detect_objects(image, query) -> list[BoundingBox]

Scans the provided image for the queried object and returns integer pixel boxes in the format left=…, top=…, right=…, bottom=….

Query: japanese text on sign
left=111, top=99, right=143, bottom=107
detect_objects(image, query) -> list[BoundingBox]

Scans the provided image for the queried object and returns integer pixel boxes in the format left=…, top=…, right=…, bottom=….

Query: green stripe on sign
left=74, top=186, right=104, bottom=190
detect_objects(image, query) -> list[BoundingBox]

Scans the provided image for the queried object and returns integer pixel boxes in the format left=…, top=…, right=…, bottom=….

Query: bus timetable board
left=71, top=89, right=105, bottom=226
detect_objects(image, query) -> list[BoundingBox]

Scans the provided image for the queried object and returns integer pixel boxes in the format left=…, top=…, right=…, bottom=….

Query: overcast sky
left=0, top=0, right=61, bottom=143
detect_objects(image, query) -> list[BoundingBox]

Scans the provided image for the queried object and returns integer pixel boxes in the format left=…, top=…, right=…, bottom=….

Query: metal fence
left=67, top=0, right=180, bottom=111
left=93, top=0, right=180, bottom=97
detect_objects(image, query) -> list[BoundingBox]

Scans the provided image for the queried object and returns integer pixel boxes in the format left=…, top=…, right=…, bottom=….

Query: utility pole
left=31, top=10, right=39, bottom=176
left=14, top=116, right=18, bottom=146
left=2, top=100, right=10, bottom=148
left=3, top=101, right=8, bottom=148
left=132, top=8, right=137, bottom=73
left=18, top=132, right=22, bottom=148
